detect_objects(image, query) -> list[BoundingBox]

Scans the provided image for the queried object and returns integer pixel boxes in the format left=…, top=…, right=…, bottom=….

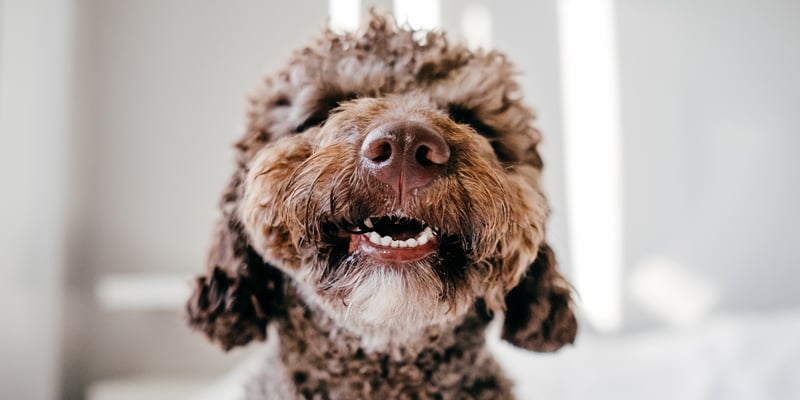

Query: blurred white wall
left=63, top=0, right=328, bottom=398
left=616, top=0, right=800, bottom=329
left=0, top=1, right=75, bottom=399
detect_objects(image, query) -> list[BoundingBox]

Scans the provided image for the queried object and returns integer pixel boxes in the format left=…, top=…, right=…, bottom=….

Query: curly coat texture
left=186, top=14, right=577, bottom=399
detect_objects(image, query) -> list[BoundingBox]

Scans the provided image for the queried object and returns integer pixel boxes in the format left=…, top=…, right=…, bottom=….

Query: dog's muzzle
left=348, top=121, right=451, bottom=263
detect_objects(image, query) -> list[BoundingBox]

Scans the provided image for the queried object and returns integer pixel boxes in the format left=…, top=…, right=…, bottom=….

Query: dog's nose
left=360, top=121, right=450, bottom=199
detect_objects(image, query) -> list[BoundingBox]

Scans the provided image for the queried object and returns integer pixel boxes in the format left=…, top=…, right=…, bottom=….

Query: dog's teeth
left=363, top=221, right=435, bottom=248
left=369, top=232, right=382, bottom=244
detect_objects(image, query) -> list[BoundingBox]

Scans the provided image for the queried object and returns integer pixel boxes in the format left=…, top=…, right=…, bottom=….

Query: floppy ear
left=501, top=242, right=577, bottom=352
left=186, top=174, right=285, bottom=351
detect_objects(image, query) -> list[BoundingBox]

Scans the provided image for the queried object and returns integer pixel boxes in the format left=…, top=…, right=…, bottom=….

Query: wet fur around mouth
left=186, top=12, right=577, bottom=400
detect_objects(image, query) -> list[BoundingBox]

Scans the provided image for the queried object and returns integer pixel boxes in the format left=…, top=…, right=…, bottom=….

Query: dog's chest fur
left=245, top=284, right=513, bottom=399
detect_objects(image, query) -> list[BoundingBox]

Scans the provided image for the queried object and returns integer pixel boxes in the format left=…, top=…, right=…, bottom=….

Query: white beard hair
left=295, top=256, right=468, bottom=352
left=340, top=266, right=455, bottom=350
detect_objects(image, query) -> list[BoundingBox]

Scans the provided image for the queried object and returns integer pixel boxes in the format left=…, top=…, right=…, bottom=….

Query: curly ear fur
left=501, top=242, right=577, bottom=352
left=186, top=174, right=285, bottom=351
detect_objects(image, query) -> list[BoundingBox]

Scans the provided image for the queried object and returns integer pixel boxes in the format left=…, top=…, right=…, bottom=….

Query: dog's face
left=188, top=15, right=576, bottom=352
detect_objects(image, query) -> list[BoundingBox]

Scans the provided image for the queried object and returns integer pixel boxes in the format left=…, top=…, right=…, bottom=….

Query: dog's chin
left=307, top=248, right=471, bottom=350
left=340, top=269, right=458, bottom=348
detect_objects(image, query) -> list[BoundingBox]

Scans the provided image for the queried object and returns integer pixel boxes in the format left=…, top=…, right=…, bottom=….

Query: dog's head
left=187, top=14, right=576, bottom=352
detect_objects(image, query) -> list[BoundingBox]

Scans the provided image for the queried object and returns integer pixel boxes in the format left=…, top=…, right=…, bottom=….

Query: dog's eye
left=295, top=110, right=328, bottom=134
left=448, top=106, right=496, bottom=137
left=294, top=92, right=359, bottom=134
left=447, top=105, right=514, bottom=162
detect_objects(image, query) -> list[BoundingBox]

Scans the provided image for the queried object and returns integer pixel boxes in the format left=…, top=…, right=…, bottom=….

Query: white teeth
left=361, top=223, right=437, bottom=248
left=414, top=227, right=434, bottom=246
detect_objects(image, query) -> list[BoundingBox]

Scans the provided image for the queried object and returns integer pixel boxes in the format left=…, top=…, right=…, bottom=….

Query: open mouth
left=348, top=215, right=439, bottom=262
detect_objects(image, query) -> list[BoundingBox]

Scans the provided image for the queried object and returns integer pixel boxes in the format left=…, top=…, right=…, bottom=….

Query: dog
left=186, top=13, right=577, bottom=399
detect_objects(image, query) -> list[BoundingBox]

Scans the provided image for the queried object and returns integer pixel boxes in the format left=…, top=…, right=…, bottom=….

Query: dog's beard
left=335, top=254, right=446, bottom=327
left=303, top=238, right=474, bottom=348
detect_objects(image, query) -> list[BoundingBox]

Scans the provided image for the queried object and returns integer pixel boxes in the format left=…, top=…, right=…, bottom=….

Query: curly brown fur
left=187, top=13, right=577, bottom=399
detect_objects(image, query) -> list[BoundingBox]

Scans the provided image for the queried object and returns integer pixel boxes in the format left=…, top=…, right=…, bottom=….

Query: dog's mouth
left=347, top=215, right=439, bottom=262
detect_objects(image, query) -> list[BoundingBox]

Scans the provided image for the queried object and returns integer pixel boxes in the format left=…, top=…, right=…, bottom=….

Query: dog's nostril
left=414, top=137, right=450, bottom=166
left=373, top=142, right=392, bottom=163
left=418, top=145, right=445, bottom=166
left=361, top=132, right=395, bottom=164
left=415, top=146, right=431, bottom=166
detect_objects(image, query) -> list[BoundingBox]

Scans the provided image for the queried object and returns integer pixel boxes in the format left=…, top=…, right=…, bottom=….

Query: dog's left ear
left=501, top=242, right=578, bottom=352
left=185, top=175, right=285, bottom=351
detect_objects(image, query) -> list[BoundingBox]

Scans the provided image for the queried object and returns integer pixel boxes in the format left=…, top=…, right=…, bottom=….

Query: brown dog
left=187, top=14, right=577, bottom=399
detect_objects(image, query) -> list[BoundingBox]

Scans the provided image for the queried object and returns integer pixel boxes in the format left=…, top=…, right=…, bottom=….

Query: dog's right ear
left=186, top=175, right=284, bottom=351
left=501, top=242, right=577, bottom=352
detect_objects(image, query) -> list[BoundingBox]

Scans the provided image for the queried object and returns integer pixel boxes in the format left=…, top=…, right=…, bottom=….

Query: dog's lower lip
left=349, top=234, right=437, bottom=262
